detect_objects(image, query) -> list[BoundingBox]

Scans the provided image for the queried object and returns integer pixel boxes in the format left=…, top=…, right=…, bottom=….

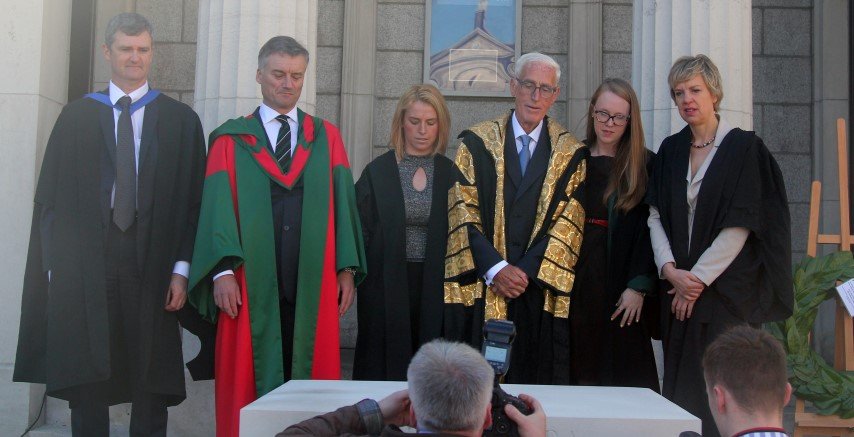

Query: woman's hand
left=669, top=292, right=696, bottom=321
left=610, top=288, right=644, bottom=327
left=662, top=263, right=705, bottom=300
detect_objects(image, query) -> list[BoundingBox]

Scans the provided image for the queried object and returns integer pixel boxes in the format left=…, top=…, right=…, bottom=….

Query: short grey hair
left=105, top=13, right=152, bottom=47
left=407, top=339, right=494, bottom=432
left=514, top=52, right=561, bottom=84
left=668, top=54, right=724, bottom=112
left=258, top=36, right=310, bottom=69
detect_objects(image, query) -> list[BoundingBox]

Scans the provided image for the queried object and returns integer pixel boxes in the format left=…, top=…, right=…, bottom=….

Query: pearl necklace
left=691, top=136, right=716, bottom=149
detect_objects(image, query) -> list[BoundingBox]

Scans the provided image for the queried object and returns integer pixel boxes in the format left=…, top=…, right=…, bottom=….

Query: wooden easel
left=794, top=118, right=854, bottom=437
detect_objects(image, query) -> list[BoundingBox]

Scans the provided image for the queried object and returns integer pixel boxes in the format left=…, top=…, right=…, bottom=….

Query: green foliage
left=767, top=251, right=854, bottom=418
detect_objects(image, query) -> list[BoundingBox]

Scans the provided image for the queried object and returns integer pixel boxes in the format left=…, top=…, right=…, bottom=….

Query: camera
left=482, top=319, right=532, bottom=436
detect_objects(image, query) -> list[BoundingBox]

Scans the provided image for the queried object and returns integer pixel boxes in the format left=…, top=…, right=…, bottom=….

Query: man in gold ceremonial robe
left=444, top=52, right=587, bottom=384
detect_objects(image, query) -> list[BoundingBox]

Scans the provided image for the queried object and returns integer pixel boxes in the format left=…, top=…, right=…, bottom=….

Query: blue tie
left=519, top=134, right=531, bottom=177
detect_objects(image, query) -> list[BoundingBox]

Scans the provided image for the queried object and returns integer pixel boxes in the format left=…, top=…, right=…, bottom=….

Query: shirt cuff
left=484, top=260, right=509, bottom=286
left=173, top=261, right=190, bottom=278
left=355, top=398, right=384, bottom=435
left=213, top=270, right=235, bottom=281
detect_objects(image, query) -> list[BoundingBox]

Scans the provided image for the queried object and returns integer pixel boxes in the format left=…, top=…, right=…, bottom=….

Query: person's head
left=586, top=78, right=647, bottom=212
left=256, top=36, right=310, bottom=114
left=102, top=13, right=153, bottom=92
left=511, top=52, right=561, bottom=132
left=702, top=326, right=792, bottom=436
left=389, top=84, right=451, bottom=159
left=668, top=54, right=723, bottom=127
left=407, top=339, right=495, bottom=435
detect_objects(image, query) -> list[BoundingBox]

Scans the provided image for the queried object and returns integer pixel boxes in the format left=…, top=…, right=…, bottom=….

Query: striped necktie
left=275, top=114, right=292, bottom=171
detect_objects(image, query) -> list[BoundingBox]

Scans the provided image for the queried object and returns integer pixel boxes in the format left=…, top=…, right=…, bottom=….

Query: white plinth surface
left=241, top=380, right=700, bottom=436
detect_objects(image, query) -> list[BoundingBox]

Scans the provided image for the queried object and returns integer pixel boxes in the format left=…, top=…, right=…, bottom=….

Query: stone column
left=194, top=0, right=318, bottom=134
left=632, top=0, right=753, bottom=151
left=565, top=0, right=603, bottom=135
left=339, top=0, right=377, bottom=179
left=0, top=0, right=71, bottom=434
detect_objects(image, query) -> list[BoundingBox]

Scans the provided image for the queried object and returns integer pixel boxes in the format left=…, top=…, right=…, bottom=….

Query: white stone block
left=240, top=379, right=700, bottom=437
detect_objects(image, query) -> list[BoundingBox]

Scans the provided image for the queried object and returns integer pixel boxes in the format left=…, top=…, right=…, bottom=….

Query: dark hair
left=586, top=78, right=647, bottom=212
left=258, top=36, right=309, bottom=69
left=105, top=13, right=152, bottom=47
left=702, top=326, right=789, bottom=414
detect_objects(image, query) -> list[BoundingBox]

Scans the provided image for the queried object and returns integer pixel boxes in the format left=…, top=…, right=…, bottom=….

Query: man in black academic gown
left=444, top=52, right=587, bottom=384
left=14, top=13, right=206, bottom=436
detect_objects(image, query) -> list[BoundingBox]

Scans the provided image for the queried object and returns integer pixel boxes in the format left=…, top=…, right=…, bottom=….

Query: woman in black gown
left=570, top=78, right=659, bottom=391
left=646, top=55, right=792, bottom=437
left=353, top=84, right=456, bottom=380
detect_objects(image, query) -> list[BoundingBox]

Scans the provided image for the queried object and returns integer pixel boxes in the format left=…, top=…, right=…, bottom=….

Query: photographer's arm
left=505, top=394, right=546, bottom=437
left=277, top=399, right=380, bottom=436
left=277, top=391, right=410, bottom=437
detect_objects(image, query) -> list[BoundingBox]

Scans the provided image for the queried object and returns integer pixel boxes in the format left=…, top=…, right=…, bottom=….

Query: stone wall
left=316, top=0, right=344, bottom=125
left=752, top=0, right=813, bottom=260
left=603, top=0, right=632, bottom=81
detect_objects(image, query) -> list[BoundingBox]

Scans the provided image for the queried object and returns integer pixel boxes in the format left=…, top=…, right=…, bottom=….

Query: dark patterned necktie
left=113, top=95, right=136, bottom=231
left=275, top=114, right=292, bottom=171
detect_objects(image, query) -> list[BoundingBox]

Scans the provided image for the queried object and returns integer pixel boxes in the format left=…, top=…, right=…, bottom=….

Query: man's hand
left=492, top=265, right=528, bottom=298
left=610, top=288, right=644, bottom=327
left=505, top=393, right=546, bottom=437
left=337, top=270, right=356, bottom=316
left=377, top=389, right=411, bottom=428
left=662, top=263, right=704, bottom=300
left=669, top=291, right=696, bottom=321
left=164, top=273, right=188, bottom=311
left=213, top=274, right=241, bottom=319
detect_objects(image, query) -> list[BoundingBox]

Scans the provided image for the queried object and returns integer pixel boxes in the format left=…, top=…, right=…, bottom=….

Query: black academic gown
left=353, top=150, right=454, bottom=380
left=14, top=93, right=206, bottom=406
left=646, top=126, right=793, bottom=437
left=571, top=145, right=659, bottom=391
left=444, top=113, right=587, bottom=384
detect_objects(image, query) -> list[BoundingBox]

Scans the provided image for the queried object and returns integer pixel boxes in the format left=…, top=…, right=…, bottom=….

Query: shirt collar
left=712, top=115, right=734, bottom=148
left=511, top=112, right=544, bottom=143
left=260, top=103, right=299, bottom=126
left=109, top=81, right=149, bottom=105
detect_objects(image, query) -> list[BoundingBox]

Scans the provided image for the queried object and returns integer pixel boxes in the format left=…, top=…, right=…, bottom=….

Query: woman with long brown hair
left=569, top=78, right=659, bottom=391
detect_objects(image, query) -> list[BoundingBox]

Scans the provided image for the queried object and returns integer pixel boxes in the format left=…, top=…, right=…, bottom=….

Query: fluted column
left=632, top=0, right=753, bottom=151
left=195, top=0, right=318, bottom=135
left=339, top=0, right=377, bottom=178
left=565, top=0, right=603, bottom=136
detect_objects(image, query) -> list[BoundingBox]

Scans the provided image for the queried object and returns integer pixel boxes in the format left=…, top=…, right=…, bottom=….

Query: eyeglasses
left=517, top=80, right=558, bottom=98
left=593, top=110, right=629, bottom=126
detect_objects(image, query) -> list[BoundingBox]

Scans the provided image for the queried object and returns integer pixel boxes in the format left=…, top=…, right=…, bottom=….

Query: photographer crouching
left=278, top=339, right=546, bottom=436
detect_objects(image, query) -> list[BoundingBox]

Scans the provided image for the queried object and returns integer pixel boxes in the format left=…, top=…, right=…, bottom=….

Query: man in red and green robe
left=188, top=36, right=366, bottom=437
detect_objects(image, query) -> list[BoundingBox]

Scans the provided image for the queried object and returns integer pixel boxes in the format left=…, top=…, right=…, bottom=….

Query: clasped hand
left=662, top=263, right=705, bottom=321
left=492, top=265, right=528, bottom=298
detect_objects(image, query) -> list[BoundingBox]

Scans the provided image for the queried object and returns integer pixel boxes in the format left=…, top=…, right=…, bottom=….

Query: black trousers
left=70, top=223, right=168, bottom=437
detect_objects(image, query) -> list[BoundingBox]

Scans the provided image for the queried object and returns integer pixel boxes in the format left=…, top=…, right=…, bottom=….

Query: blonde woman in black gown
left=353, top=85, right=455, bottom=380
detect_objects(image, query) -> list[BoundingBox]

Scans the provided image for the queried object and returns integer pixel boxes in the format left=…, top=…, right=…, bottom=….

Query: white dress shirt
left=258, top=103, right=299, bottom=154
left=647, top=117, right=750, bottom=286
left=483, top=113, right=545, bottom=284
